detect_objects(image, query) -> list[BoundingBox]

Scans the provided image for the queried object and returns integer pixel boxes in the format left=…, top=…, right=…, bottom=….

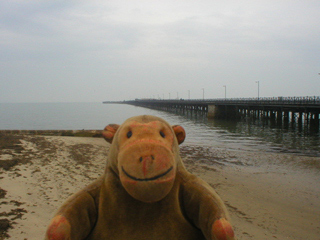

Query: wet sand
left=0, top=134, right=319, bottom=239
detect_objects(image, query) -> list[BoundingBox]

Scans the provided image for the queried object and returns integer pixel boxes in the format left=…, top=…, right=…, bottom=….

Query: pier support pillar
left=208, top=105, right=238, bottom=119
left=207, top=105, right=217, bottom=118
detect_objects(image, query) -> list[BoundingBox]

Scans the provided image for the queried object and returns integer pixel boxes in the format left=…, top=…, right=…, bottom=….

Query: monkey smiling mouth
left=121, top=166, right=173, bottom=181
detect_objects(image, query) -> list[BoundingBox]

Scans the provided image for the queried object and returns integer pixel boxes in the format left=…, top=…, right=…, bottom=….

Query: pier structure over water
left=103, top=96, right=320, bottom=130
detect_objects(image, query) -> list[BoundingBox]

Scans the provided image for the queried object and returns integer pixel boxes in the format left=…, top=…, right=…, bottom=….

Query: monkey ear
left=102, top=124, right=120, bottom=143
left=172, top=125, right=186, bottom=145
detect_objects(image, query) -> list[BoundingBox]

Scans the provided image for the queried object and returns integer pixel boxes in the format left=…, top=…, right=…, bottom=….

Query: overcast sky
left=1, top=1, right=319, bottom=103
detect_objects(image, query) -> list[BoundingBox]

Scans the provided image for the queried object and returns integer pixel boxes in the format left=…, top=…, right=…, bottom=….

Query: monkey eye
left=127, top=131, right=132, bottom=138
left=160, top=131, right=165, bottom=138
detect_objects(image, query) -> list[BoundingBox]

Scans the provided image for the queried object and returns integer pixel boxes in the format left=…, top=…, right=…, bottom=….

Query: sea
left=0, top=102, right=319, bottom=170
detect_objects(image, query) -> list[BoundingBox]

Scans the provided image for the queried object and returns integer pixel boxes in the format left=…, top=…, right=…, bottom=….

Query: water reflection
left=208, top=117, right=320, bottom=157
left=159, top=109, right=320, bottom=157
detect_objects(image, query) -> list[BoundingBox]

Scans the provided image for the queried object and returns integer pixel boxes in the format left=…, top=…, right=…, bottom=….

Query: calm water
left=1, top=102, right=319, bottom=160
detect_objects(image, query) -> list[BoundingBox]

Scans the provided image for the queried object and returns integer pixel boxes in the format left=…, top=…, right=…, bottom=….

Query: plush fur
left=45, top=115, right=235, bottom=240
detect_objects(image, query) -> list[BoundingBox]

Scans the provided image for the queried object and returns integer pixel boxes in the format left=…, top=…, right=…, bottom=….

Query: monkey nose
left=139, top=155, right=155, bottom=177
left=139, top=155, right=155, bottom=162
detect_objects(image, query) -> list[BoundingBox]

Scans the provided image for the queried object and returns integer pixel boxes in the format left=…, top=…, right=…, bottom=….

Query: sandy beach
left=0, top=133, right=319, bottom=239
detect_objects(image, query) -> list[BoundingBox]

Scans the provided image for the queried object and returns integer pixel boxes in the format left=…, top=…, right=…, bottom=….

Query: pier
left=103, top=96, right=320, bottom=130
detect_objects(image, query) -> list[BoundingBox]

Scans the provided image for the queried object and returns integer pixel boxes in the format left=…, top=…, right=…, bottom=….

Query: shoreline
left=0, top=134, right=319, bottom=239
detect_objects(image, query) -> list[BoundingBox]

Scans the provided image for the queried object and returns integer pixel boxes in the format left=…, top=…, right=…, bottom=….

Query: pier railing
left=127, top=96, right=320, bottom=106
